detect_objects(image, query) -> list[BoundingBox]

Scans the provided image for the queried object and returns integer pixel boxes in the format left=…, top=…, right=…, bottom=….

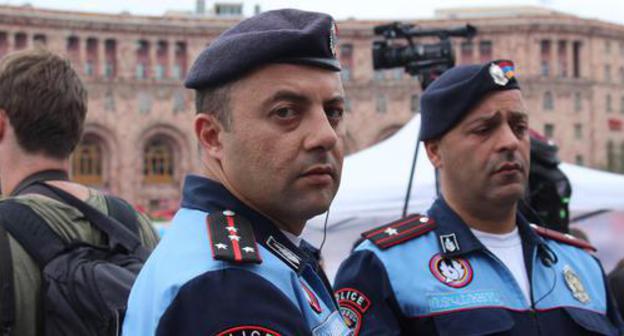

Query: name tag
left=427, top=290, right=503, bottom=313
left=312, top=311, right=353, bottom=336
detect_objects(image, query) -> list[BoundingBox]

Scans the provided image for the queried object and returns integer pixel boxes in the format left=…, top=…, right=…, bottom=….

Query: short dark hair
left=0, top=47, right=87, bottom=159
left=195, top=84, right=233, bottom=130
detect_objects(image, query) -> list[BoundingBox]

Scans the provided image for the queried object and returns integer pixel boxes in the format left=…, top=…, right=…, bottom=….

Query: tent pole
left=402, top=139, right=421, bottom=217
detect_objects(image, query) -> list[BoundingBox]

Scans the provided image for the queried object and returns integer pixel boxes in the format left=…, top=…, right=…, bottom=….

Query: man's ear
left=424, top=139, right=443, bottom=169
left=0, top=109, right=6, bottom=141
left=194, top=113, right=225, bottom=160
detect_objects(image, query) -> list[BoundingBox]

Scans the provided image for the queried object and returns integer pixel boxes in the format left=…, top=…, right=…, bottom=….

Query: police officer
left=122, top=8, right=351, bottom=336
left=333, top=60, right=624, bottom=335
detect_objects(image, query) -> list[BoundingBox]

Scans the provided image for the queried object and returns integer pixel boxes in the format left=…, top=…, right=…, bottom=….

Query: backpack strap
left=361, top=214, right=436, bottom=250
left=0, top=200, right=68, bottom=267
left=104, top=195, right=139, bottom=235
left=0, top=223, right=16, bottom=336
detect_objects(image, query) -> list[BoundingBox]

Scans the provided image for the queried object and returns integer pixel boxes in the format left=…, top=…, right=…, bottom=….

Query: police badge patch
left=216, top=325, right=282, bottom=336
left=329, top=21, right=338, bottom=56
left=335, top=288, right=371, bottom=335
left=563, top=265, right=591, bottom=304
left=429, top=254, right=473, bottom=288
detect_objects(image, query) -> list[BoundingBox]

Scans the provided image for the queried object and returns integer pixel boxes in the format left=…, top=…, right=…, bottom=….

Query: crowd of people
left=0, top=7, right=623, bottom=336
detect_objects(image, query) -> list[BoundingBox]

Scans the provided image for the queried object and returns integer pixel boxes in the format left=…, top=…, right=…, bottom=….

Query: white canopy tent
left=303, top=115, right=624, bottom=279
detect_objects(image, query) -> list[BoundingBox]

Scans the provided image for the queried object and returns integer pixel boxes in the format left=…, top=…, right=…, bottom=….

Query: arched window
left=543, top=91, right=554, bottom=110
left=607, top=140, right=616, bottom=172
left=143, top=137, right=174, bottom=184
left=72, top=137, right=103, bottom=186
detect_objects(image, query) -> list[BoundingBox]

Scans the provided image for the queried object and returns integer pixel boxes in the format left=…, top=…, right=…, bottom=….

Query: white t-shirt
left=280, top=229, right=302, bottom=247
left=470, top=227, right=531, bottom=304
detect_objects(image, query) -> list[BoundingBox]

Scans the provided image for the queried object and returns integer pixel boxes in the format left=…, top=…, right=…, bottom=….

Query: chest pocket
left=565, top=307, right=619, bottom=335
left=433, top=308, right=514, bottom=336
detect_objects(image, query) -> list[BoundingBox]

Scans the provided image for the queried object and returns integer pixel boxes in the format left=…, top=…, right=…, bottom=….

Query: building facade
left=1, top=5, right=623, bottom=211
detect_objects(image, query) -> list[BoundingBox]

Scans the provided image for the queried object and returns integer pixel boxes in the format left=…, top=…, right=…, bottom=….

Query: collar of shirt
left=180, top=174, right=316, bottom=273
left=428, top=197, right=547, bottom=259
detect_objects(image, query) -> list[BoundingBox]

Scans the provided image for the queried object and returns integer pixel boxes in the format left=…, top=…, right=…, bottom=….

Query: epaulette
left=530, top=224, right=596, bottom=253
left=206, top=209, right=262, bottom=264
left=362, top=214, right=436, bottom=250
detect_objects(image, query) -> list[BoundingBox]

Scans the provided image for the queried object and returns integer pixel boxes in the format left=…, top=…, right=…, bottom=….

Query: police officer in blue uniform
left=122, top=9, right=351, bottom=336
left=334, top=60, right=624, bottom=335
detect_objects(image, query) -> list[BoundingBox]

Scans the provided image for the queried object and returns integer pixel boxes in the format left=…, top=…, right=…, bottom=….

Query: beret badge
left=329, top=21, right=338, bottom=57
left=489, top=60, right=516, bottom=86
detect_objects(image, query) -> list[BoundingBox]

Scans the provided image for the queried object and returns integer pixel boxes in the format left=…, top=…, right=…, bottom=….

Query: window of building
left=143, top=137, right=174, bottom=184
left=155, top=40, right=168, bottom=80
left=574, top=123, right=582, bottom=139
left=104, top=89, right=115, bottom=112
left=543, top=91, right=554, bottom=110
left=15, top=32, right=27, bottom=50
left=85, top=38, right=98, bottom=77
left=460, top=41, right=474, bottom=64
left=557, top=40, right=567, bottom=77
left=575, top=155, right=584, bottom=166
left=104, top=39, right=117, bottom=79
left=620, top=41, right=624, bottom=55
left=0, top=32, right=8, bottom=58
left=479, top=40, right=492, bottom=63
left=620, top=67, right=624, bottom=84
left=574, top=92, right=582, bottom=112
left=215, top=3, right=242, bottom=16
left=138, top=91, right=152, bottom=114
left=573, top=41, right=582, bottom=78
left=374, top=70, right=385, bottom=81
left=173, top=41, right=187, bottom=80
left=621, top=96, right=624, bottom=114
left=605, top=65, right=611, bottom=82
left=540, top=39, right=551, bottom=77
left=66, top=36, right=80, bottom=66
left=410, top=94, right=419, bottom=114
left=606, top=40, right=612, bottom=53
left=339, top=43, right=353, bottom=81
left=607, top=94, right=613, bottom=113
left=172, top=90, right=186, bottom=114
left=544, top=123, right=555, bottom=138
left=392, top=68, right=403, bottom=80
left=72, top=137, right=103, bottom=186
left=136, top=40, right=150, bottom=79
left=607, top=140, right=616, bottom=171
left=376, top=94, right=387, bottom=114
left=33, top=34, right=46, bottom=46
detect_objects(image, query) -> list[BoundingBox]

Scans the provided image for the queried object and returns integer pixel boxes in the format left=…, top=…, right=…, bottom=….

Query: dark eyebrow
left=465, top=111, right=502, bottom=127
left=263, top=90, right=311, bottom=107
left=325, top=96, right=345, bottom=105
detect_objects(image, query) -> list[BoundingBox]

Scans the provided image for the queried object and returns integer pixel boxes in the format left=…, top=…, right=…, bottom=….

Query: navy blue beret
left=419, top=59, right=521, bottom=140
left=185, top=8, right=341, bottom=89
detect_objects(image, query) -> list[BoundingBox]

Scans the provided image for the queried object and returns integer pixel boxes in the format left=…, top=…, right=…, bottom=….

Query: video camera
left=373, top=22, right=476, bottom=89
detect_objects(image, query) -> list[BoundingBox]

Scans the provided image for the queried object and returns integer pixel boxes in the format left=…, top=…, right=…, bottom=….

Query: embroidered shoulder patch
left=335, top=288, right=370, bottom=336
left=362, top=214, right=436, bottom=249
left=530, top=224, right=596, bottom=252
left=206, top=210, right=262, bottom=264
left=217, top=326, right=281, bottom=336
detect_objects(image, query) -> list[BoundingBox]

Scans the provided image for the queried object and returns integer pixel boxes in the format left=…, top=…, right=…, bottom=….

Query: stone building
left=1, top=4, right=623, bottom=211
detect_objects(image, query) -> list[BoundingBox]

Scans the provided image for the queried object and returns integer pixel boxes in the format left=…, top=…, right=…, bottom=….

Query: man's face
left=428, top=90, right=530, bottom=207
left=218, top=64, right=345, bottom=228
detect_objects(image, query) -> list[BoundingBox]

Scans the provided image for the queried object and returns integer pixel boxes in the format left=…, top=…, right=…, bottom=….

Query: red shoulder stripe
left=530, top=224, right=596, bottom=252
left=362, top=214, right=436, bottom=250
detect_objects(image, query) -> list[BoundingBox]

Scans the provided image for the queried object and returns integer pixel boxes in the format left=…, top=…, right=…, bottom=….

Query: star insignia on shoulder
left=384, top=227, right=398, bottom=236
left=242, top=246, right=255, bottom=253
left=215, top=243, right=228, bottom=250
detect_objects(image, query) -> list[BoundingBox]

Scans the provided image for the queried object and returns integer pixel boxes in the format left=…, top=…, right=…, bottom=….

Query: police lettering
left=334, top=288, right=371, bottom=312
left=217, top=326, right=282, bottom=336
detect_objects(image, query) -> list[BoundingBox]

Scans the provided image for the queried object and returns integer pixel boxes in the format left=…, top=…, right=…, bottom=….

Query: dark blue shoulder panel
left=333, top=250, right=403, bottom=335
left=156, top=268, right=313, bottom=336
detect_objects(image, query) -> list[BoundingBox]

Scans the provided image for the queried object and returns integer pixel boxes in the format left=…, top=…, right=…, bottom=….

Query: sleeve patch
left=217, top=326, right=282, bottom=336
left=335, top=288, right=371, bottom=313
left=362, top=214, right=436, bottom=249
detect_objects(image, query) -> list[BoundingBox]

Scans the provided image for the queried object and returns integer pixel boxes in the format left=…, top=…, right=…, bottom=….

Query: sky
left=3, top=0, right=624, bottom=25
